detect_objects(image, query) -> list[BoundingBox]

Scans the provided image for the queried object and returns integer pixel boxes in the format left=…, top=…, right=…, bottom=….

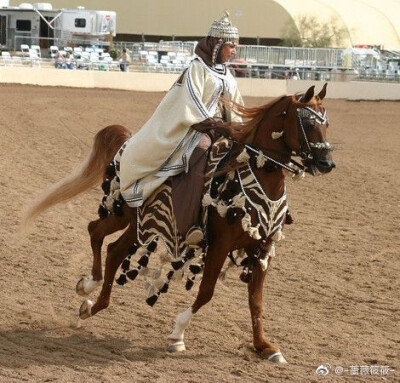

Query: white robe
left=117, top=56, right=243, bottom=207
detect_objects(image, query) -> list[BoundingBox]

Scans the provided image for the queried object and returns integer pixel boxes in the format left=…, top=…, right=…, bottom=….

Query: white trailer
left=0, top=2, right=116, bottom=51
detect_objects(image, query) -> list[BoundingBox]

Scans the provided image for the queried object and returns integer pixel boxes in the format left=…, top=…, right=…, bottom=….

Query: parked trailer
left=0, top=1, right=116, bottom=50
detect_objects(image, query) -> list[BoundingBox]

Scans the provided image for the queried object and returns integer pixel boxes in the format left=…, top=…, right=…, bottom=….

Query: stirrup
left=185, top=227, right=204, bottom=248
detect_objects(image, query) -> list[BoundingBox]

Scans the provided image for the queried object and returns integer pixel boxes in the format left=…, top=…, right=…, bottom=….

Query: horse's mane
left=222, top=94, right=318, bottom=142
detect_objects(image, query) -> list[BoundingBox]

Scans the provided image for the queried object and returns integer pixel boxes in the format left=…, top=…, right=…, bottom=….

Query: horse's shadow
left=0, top=327, right=193, bottom=369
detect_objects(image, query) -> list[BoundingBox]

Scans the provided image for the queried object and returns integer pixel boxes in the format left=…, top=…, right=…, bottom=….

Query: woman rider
left=116, top=11, right=243, bottom=245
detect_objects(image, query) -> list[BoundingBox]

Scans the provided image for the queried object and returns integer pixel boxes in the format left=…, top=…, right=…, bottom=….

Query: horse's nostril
left=316, top=159, right=335, bottom=172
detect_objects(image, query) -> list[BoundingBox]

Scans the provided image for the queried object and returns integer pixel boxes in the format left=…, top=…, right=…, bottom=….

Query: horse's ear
left=302, top=86, right=315, bottom=103
left=317, top=83, right=328, bottom=100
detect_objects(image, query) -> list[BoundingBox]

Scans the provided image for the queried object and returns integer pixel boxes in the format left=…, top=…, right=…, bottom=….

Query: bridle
left=296, top=105, right=332, bottom=161
left=243, top=97, right=333, bottom=176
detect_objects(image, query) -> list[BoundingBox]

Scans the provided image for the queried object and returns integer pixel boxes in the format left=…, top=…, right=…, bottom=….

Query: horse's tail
left=23, top=124, right=132, bottom=226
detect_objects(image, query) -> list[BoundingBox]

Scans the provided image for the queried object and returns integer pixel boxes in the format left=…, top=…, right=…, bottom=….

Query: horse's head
left=282, top=83, right=336, bottom=175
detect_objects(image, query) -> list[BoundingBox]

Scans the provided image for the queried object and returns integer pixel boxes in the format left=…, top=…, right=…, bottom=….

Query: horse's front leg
left=248, top=260, right=287, bottom=363
left=167, top=243, right=228, bottom=352
left=79, top=222, right=136, bottom=319
left=76, top=207, right=131, bottom=297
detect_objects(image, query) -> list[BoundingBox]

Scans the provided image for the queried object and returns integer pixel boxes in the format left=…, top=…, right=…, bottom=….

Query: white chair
left=28, top=49, right=41, bottom=67
left=31, top=45, right=41, bottom=57
left=148, top=51, right=159, bottom=62
left=1, top=51, right=13, bottom=66
left=167, top=51, right=177, bottom=61
left=21, top=44, right=30, bottom=56
left=49, top=45, right=59, bottom=58
left=138, top=50, right=148, bottom=61
left=73, top=47, right=83, bottom=59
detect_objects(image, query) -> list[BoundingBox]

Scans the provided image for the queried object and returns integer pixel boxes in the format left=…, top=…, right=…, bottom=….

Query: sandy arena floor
left=0, top=83, right=398, bottom=383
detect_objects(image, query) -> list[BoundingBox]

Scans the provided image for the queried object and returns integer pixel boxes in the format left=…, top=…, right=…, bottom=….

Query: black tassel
left=166, top=270, right=174, bottom=280
left=113, top=200, right=124, bottom=216
left=101, top=179, right=111, bottom=194
left=240, top=268, right=252, bottom=284
left=159, top=282, right=169, bottom=293
left=126, top=268, right=139, bottom=280
left=121, top=259, right=130, bottom=272
left=186, top=248, right=195, bottom=260
left=189, top=264, right=202, bottom=274
left=116, top=274, right=127, bottom=285
left=171, top=260, right=184, bottom=270
left=105, top=163, right=116, bottom=178
left=138, top=254, right=149, bottom=267
left=147, top=240, right=157, bottom=252
left=185, top=278, right=195, bottom=291
left=146, top=294, right=159, bottom=307
left=240, top=257, right=249, bottom=266
left=285, top=210, right=294, bottom=225
left=98, top=205, right=109, bottom=219
left=128, top=243, right=139, bottom=255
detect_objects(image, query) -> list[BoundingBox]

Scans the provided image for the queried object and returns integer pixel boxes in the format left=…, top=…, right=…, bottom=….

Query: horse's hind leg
left=79, top=221, right=136, bottom=319
left=248, top=260, right=287, bottom=363
left=167, top=243, right=228, bottom=352
left=76, top=208, right=131, bottom=297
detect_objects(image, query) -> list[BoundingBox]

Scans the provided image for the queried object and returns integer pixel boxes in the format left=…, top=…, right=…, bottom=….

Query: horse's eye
left=302, top=119, right=314, bottom=130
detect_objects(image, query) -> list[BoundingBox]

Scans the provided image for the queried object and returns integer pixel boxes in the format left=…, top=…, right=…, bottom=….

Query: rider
left=117, top=11, right=243, bottom=245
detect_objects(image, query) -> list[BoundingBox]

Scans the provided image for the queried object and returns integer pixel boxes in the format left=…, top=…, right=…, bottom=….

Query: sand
left=0, top=83, right=398, bottom=383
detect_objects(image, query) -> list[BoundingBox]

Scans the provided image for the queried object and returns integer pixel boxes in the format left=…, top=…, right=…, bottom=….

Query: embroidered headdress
left=208, top=11, right=239, bottom=45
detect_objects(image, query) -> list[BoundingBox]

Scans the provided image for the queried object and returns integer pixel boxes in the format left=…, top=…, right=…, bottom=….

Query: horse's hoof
left=76, top=276, right=102, bottom=296
left=167, top=340, right=186, bottom=352
left=266, top=350, right=288, bottom=364
left=79, top=299, right=93, bottom=320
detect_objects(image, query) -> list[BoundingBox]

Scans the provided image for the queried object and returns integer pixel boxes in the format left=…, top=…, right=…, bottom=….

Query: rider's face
left=219, top=43, right=237, bottom=63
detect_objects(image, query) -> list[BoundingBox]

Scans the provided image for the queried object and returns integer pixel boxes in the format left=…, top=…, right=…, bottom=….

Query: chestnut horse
left=25, top=84, right=335, bottom=363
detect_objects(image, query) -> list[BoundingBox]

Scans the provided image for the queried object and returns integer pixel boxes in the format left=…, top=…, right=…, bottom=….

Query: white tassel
left=104, top=195, right=114, bottom=211
left=259, top=257, right=269, bottom=271
left=146, top=283, right=157, bottom=298
left=256, top=152, right=266, bottom=168
left=241, top=213, right=252, bottom=231
left=202, top=193, right=215, bottom=207
left=112, top=189, right=121, bottom=200
left=232, top=194, right=246, bottom=209
left=236, top=149, right=250, bottom=163
left=137, top=247, right=149, bottom=256
left=153, top=277, right=167, bottom=290
left=216, top=201, right=228, bottom=217
left=268, top=243, right=276, bottom=258
left=272, top=131, right=284, bottom=140
left=172, top=269, right=184, bottom=281
left=152, top=268, right=162, bottom=279
left=110, top=177, right=120, bottom=192
left=271, top=229, right=285, bottom=242
left=292, top=170, right=305, bottom=181
left=248, top=226, right=261, bottom=240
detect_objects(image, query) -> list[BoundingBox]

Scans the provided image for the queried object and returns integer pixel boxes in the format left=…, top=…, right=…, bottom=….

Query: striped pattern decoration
left=237, top=163, right=288, bottom=239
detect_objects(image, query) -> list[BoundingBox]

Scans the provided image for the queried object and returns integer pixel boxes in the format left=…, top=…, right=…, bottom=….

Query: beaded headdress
left=208, top=11, right=239, bottom=45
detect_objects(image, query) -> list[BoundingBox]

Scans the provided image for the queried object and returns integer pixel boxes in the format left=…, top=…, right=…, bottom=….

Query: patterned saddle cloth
left=101, top=137, right=288, bottom=306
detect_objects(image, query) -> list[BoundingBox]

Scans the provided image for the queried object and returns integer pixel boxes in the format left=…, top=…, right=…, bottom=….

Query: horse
left=24, top=83, right=335, bottom=363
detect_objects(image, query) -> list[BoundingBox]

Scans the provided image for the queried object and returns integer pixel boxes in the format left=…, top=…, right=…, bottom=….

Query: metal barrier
left=235, top=45, right=344, bottom=69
